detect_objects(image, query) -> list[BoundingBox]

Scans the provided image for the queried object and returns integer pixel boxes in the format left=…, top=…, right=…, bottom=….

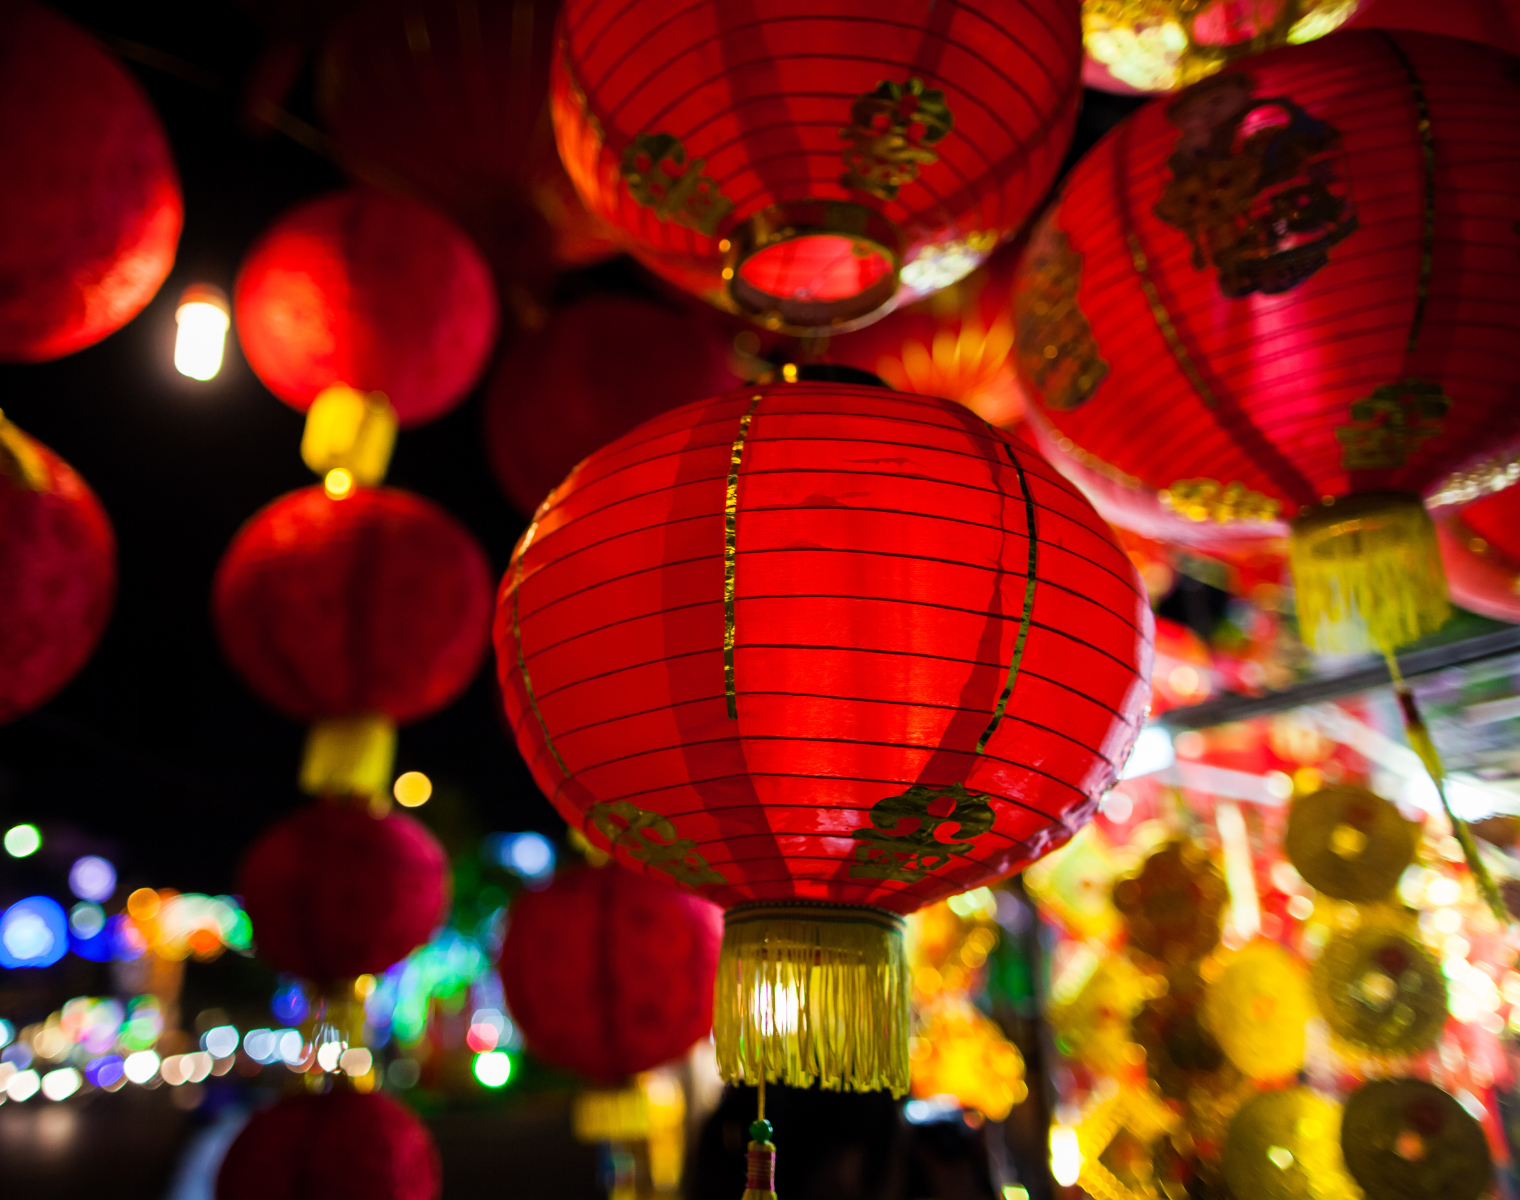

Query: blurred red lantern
left=551, top=0, right=1082, bottom=334
left=495, top=381, right=1152, bottom=1094
left=483, top=293, right=740, bottom=514
left=1347, top=0, right=1520, bottom=54
left=0, top=2, right=181, bottom=362
left=217, top=1090, right=440, bottom=1200
left=500, top=863, right=723, bottom=1081
left=1432, top=479, right=1520, bottom=624
left=239, top=802, right=450, bottom=982
left=234, top=190, right=499, bottom=427
left=0, top=416, right=115, bottom=724
left=1016, top=31, right=1520, bottom=653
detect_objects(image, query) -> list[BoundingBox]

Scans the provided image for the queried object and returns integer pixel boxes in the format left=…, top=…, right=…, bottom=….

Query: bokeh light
left=3, top=824, right=40, bottom=858
left=201, top=1025, right=239, bottom=1058
left=84, top=1055, right=124, bottom=1088
left=324, top=467, right=353, bottom=499
left=41, top=1067, right=80, bottom=1101
left=393, top=770, right=433, bottom=807
left=6, top=1069, right=39, bottom=1101
left=487, top=831, right=556, bottom=881
left=473, top=1050, right=512, bottom=1087
left=122, top=1051, right=159, bottom=1084
left=173, top=285, right=230, bottom=381
left=68, top=856, right=116, bottom=902
left=0, top=897, right=68, bottom=968
left=271, top=980, right=309, bottom=1025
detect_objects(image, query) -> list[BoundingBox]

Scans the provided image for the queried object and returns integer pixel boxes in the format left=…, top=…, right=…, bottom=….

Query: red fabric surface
left=1017, top=31, right=1520, bottom=546
left=238, top=803, right=450, bottom=982
left=1436, top=486, right=1520, bottom=623
left=216, top=1090, right=441, bottom=1200
left=0, top=2, right=181, bottom=362
left=494, top=383, right=1153, bottom=914
left=551, top=0, right=1082, bottom=314
left=1347, top=0, right=1520, bottom=54
left=0, top=426, right=116, bottom=724
left=484, top=293, right=740, bottom=515
left=499, top=863, right=723, bottom=1081
left=213, top=486, right=493, bottom=724
left=233, top=189, right=499, bottom=427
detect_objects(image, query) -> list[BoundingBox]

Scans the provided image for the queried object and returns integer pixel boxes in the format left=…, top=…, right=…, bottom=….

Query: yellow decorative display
left=1050, top=954, right=1150, bottom=1075
left=0, top=410, right=48, bottom=490
left=298, top=713, right=397, bottom=801
left=1311, top=921, right=1448, bottom=1057
left=1074, top=1086, right=1181, bottom=1200
left=1221, top=1088, right=1361, bottom=1200
left=1340, top=1078, right=1492, bottom=1200
left=1023, top=818, right=1125, bottom=941
left=1113, top=840, right=1227, bottom=965
left=1202, top=940, right=1313, bottom=1082
left=1285, top=784, right=1416, bottom=902
left=910, top=995, right=1027, bottom=1120
left=300, top=385, right=398, bottom=487
left=1015, top=214, right=1109, bottom=411
left=1159, top=478, right=1281, bottom=525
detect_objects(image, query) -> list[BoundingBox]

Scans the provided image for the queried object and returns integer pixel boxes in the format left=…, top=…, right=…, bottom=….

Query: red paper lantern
left=484, top=294, right=740, bottom=514
left=1015, top=31, right=1520, bottom=653
left=495, top=381, right=1152, bottom=1093
left=238, top=802, right=450, bottom=982
left=234, top=190, right=499, bottom=427
left=0, top=2, right=181, bottom=362
left=0, top=416, right=115, bottom=724
left=217, top=1091, right=440, bottom=1200
left=499, top=863, right=723, bottom=1081
left=1431, top=478, right=1520, bottom=624
left=551, top=0, right=1082, bottom=334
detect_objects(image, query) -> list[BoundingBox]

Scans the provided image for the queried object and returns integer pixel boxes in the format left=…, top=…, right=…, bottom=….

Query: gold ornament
left=1024, top=821, right=1125, bottom=941
left=910, top=995, right=1027, bottom=1120
left=1222, top=1088, right=1361, bottom=1200
left=1132, top=963, right=1227, bottom=1101
left=1114, top=841, right=1227, bottom=964
left=1340, top=1078, right=1491, bottom=1200
left=1051, top=954, right=1150, bottom=1075
left=1285, top=785, right=1417, bottom=902
left=1311, top=923, right=1447, bottom=1056
left=1075, top=1086, right=1182, bottom=1200
left=1203, top=940, right=1313, bottom=1082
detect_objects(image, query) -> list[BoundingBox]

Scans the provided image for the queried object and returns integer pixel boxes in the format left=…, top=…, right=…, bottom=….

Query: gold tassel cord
left=1288, top=492, right=1449, bottom=655
left=715, top=903, right=909, bottom=1097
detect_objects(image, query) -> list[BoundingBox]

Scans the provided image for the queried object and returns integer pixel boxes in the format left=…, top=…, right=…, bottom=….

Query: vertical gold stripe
left=1127, top=232, right=1220, bottom=409
left=509, top=521, right=571, bottom=778
left=724, top=395, right=764, bottom=719
left=1380, top=33, right=1437, bottom=355
left=976, top=440, right=1040, bottom=754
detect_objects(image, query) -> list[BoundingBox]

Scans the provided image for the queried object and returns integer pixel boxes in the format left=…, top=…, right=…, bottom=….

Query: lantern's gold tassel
left=714, top=903, right=908, bottom=1097
left=300, top=714, right=396, bottom=806
left=1289, top=492, right=1449, bottom=655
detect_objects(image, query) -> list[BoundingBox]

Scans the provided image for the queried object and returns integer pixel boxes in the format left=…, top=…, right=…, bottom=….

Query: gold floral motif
left=1015, top=216, right=1109, bottom=411
left=850, top=783, right=995, bottom=882
left=619, top=132, right=734, bottom=236
left=840, top=78, right=953, bottom=201
left=1335, top=379, right=1451, bottom=470
left=1153, top=70, right=1357, bottom=298
left=586, top=800, right=727, bottom=886
left=1159, top=478, right=1281, bottom=524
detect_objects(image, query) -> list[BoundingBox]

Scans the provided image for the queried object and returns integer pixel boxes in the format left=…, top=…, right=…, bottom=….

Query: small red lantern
left=551, top=0, right=1083, bottom=334
left=238, top=802, right=450, bottom=983
left=0, top=416, right=115, bottom=724
left=483, top=294, right=740, bottom=514
left=217, top=1091, right=441, bottom=1200
left=500, top=863, right=723, bottom=1081
left=234, top=190, right=499, bottom=427
left=1015, top=31, right=1520, bottom=654
left=495, top=381, right=1152, bottom=1094
left=1432, top=479, right=1520, bottom=624
left=0, top=2, right=182, bottom=362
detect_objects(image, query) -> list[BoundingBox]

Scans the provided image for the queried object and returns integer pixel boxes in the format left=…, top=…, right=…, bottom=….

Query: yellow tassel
left=714, top=903, right=909, bottom=1097
left=1289, top=492, right=1449, bottom=654
left=299, top=714, right=396, bottom=801
left=301, top=385, right=398, bottom=487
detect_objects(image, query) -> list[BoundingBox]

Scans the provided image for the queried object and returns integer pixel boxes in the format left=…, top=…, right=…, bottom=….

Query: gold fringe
left=1289, top=492, right=1449, bottom=654
left=299, top=714, right=396, bottom=801
left=714, top=903, right=909, bottom=1097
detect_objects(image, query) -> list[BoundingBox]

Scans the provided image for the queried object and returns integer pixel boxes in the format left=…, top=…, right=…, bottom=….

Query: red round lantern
left=551, top=0, right=1083, bottom=335
left=234, top=190, right=499, bottom=427
left=217, top=1091, right=440, bottom=1200
left=495, top=380, right=1152, bottom=1093
left=0, top=416, right=115, bottom=724
left=0, top=2, right=181, bottom=362
left=500, top=863, right=723, bottom=1082
left=483, top=294, right=740, bottom=514
left=1015, top=31, right=1520, bottom=653
left=1431, top=477, right=1520, bottom=624
left=239, top=802, right=450, bottom=983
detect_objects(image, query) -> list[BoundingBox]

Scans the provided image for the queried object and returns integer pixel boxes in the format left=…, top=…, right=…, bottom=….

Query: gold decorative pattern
left=1428, top=450, right=1520, bottom=508
left=1335, top=379, right=1451, bottom=470
left=1153, top=71, right=1357, bottom=297
left=587, top=800, right=727, bottom=886
left=1015, top=216, right=1109, bottom=411
left=1158, top=478, right=1281, bottom=524
left=724, top=396, right=762, bottom=719
left=620, top=132, right=734, bottom=236
left=840, top=78, right=953, bottom=200
left=849, top=783, right=995, bottom=882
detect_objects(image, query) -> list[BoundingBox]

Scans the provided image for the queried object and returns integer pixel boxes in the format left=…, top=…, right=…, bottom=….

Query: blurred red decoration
left=551, top=0, right=1082, bottom=334
left=1149, top=616, right=1215, bottom=715
left=213, top=485, right=493, bottom=724
left=234, top=189, right=499, bottom=427
left=0, top=416, right=115, bottom=725
left=484, top=293, right=739, bottom=514
left=1016, top=31, right=1520, bottom=651
left=1435, top=484, right=1520, bottom=624
left=217, top=1090, right=441, bottom=1200
left=1347, top=0, right=1520, bottom=53
left=0, top=2, right=181, bottom=362
left=500, top=863, right=723, bottom=1081
left=238, top=802, right=450, bottom=982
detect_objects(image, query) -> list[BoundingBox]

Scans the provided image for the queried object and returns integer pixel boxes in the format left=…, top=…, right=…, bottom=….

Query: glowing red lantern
left=213, top=485, right=493, bottom=795
left=0, top=3, right=181, bottom=362
left=0, top=416, right=115, bottom=724
left=1432, top=480, right=1520, bottom=624
left=551, top=0, right=1082, bottom=334
left=234, top=190, right=499, bottom=427
left=217, top=1091, right=440, bottom=1200
left=495, top=381, right=1152, bottom=1094
left=483, top=294, right=740, bottom=514
left=500, top=864, right=723, bottom=1081
left=1015, top=31, right=1520, bottom=654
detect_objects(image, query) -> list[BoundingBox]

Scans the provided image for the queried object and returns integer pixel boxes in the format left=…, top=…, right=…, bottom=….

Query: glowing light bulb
left=3, top=824, right=39, bottom=858
left=324, top=468, right=354, bottom=499
left=1050, top=1125, right=1082, bottom=1188
left=474, top=1051, right=512, bottom=1087
left=174, top=285, right=230, bottom=381
left=393, top=770, right=432, bottom=807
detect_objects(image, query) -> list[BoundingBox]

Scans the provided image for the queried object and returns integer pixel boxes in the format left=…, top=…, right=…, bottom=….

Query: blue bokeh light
left=0, top=897, right=68, bottom=969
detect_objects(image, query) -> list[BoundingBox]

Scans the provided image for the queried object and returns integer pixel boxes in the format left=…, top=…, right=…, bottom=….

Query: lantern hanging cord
left=1384, top=650, right=1508, bottom=924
